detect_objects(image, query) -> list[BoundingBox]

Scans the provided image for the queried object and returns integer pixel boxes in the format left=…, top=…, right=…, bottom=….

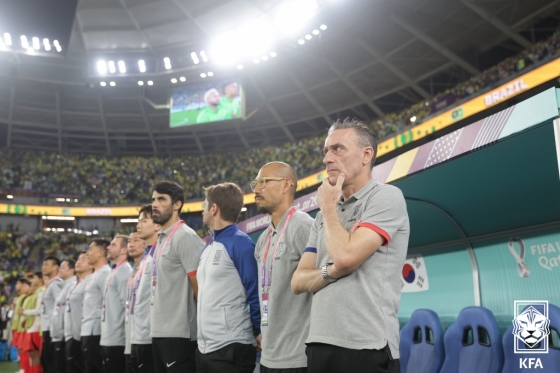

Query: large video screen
left=170, top=80, right=245, bottom=127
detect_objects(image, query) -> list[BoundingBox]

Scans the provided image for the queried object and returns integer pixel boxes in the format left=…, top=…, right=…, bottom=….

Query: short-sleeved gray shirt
left=101, top=262, right=132, bottom=346
left=81, top=265, right=111, bottom=337
left=305, top=179, right=409, bottom=358
left=124, top=265, right=138, bottom=354
left=254, top=209, right=313, bottom=369
left=131, top=254, right=154, bottom=345
left=65, top=274, right=91, bottom=341
left=150, top=222, right=204, bottom=339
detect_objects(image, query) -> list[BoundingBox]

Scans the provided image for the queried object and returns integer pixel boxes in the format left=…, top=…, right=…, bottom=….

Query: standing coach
left=292, top=118, right=409, bottom=373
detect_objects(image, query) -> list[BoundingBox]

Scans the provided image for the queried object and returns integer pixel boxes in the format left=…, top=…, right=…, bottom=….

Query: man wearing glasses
left=252, top=162, right=314, bottom=373
left=291, top=118, right=409, bottom=373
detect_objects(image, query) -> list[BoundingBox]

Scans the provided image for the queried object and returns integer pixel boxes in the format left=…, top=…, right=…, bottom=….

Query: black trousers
left=260, top=366, right=307, bottom=373
left=66, top=338, right=85, bottom=373
left=53, top=340, right=67, bottom=373
left=41, top=331, right=57, bottom=373
left=152, top=337, right=197, bottom=373
left=131, top=344, right=155, bottom=373
left=306, top=343, right=400, bottom=373
left=125, top=354, right=133, bottom=373
left=195, top=343, right=256, bottom=373
left=101, top=345, right=126, bottom=373
left=81, top=335, right=104, bottom=373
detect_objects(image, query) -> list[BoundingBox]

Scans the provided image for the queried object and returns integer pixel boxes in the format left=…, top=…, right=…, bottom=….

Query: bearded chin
left=256, top=204, right=272, bottom=215
left=153, top=208, right=173, bottom=225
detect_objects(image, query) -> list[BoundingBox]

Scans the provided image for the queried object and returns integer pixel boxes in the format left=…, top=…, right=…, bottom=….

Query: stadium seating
left=439, top=306, right=503, bottom=373
left=501, top=303, right=560, bottom=372
left=399, top=309, right=445, bottom=373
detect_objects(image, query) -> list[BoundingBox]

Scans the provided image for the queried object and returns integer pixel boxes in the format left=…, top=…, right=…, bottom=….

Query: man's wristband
left=321, top=264, right=337, bottom=283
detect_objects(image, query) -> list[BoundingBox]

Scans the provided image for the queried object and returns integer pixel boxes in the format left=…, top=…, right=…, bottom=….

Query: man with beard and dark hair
left=150, top=181, right=204, bottom=373
left=252, top=162, right=314, bottom=373
left=41, top=256, right=63, bottom=373
left=82, top=239, right=111, bottom=373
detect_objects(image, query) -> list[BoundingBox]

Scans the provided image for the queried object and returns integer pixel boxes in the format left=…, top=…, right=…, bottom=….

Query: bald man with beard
left=252, top=162, right=314, bottom=373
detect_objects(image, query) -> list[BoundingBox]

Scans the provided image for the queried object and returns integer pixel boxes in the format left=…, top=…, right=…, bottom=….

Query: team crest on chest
left=213, top=250, right=222, bottom=265
left=348, top=203, right=362, bottom=223
left=275, top=243, right=286, bottom=259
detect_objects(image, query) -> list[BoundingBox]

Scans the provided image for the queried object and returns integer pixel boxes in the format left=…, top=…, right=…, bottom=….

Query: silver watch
left=321, top=264, right=337, bottom=283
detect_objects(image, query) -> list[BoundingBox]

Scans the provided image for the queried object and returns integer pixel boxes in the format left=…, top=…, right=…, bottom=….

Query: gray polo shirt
left=131, top=254, right=154, bottom=345
left=305, top=179, right=409, bottom=358
left=51, top=277, right=76, bottom=342
left=81, top=265, right=111, bottom=337
left=150, top=222, right=204, bottom=339
left=100, top=262, right=132, bottom=346
left=65, top=274, right=91, bottom=341
left=42, top=276, right=64, bottom=332
left=255, top=209, right=313, bottom=369
left=124, top=265, right=138, bottom=354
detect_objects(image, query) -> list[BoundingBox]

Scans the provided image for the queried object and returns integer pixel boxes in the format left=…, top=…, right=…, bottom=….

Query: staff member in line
left=253, top=162, right=314, bottom=373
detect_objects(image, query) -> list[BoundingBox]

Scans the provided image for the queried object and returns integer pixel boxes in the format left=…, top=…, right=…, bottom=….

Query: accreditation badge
left=261, top=292, right=269, bottom=326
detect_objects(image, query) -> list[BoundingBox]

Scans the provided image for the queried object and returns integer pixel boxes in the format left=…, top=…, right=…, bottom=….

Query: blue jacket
left=197, top=224, right=261, bottom=354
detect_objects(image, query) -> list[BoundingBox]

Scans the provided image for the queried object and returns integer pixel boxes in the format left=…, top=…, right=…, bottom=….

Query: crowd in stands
left=1, top=32, right=559, bottom=206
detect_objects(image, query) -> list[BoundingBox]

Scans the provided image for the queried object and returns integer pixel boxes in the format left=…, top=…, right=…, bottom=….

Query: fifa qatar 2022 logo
left=512, top=301, right=551, bottom=369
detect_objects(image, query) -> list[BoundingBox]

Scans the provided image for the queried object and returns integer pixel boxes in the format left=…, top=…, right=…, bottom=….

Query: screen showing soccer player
left=169, top=80, right=244, bottom=127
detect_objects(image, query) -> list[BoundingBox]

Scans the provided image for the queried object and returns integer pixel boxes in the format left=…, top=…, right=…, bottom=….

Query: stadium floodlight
left=147, top=80, right=153, bottom=86
left=200, top=73, right=207, bottom=78
left=121, top=218, right=139, bottom=223
left=32, top=37, right=40, bottom=50
left=237, top=64, right=244, bottom=70
left=7, top=194, right=13, bottom=199
left=241, top=207, right=247, bottom=212
left=43, top=216, right=76, bottom=221
left=312, top=29, right=319, bottom=35
left=100, top=81, right=106, bottom=86
left=43, top=38, right=51, bottom=51
left=164, top=57, right=172, bottom=70
left=200, top=50, right=208, bottom=62
left=305, top=34, right=312, bottom=40
left=118, top=60, right=126, bottom=73
left=270, top=52, right=277, bottom=57
left=20, top=35, right=29, bottom=49
left=180, top=76, right=186, bottom=82
left=26, top=47, right=35, bottom=54
left=4, top=33, right=11, bottom=46
left=108, top=61, right=116, bottom=74
left=253, top=58, right=260, bottom=64
left=320, top=24, right=327, bottom=30
left=275, top=0, right=318, bottom=35
left=138, top=81, right=144, bottom=86
left=410, top=116, right=417, bottom=123
left=138, top=59, right=146, bottom=72
left=207, top=71, right=214, bottom=76
left=210, top=18, right=274, bottom=66
left=191, top=52, right=200, bottom=65
left=261, top=55, right=268, bottom=61
left=109, top=81, right=116, bottom=86
left=74, top=199, right=78, bottom=202
left=171, top=78, right=177, bottom=83
left=298, top=39, right=305, bottom=45
left=97, top=60, right=108, bottom=75
left=53, top=40, right=61, bottom=52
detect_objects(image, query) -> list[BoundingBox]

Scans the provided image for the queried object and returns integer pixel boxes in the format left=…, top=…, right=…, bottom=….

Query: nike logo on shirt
left=167, top=361, right=176, bottom=367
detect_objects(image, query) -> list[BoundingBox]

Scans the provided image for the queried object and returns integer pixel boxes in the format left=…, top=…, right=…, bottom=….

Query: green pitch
left=170, top=109, right=202, bottom=127
left=0, top=362, right=18, bottom=373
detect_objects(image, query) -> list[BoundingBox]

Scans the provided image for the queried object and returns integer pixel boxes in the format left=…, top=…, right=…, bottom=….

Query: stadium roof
left=0, top=0, right=559, bottom=155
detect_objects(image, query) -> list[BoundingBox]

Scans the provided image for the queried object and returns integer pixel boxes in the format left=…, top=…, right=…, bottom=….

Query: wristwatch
left=321, top=264, right=337, bottom=283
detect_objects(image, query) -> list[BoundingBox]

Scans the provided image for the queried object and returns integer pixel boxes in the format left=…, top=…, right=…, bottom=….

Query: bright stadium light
left=20, top=35, right=29, bottom=49
left=118, top=60, right=126, bottom=73
left=207, top=72, right=214, bottom=76
left=4, top=33, right=11, bottom=46
left=164, top=57, right=172, bottom=70
left=410, top=116, right=417, bottom=123
left=32, top=37, right=40, bottom=50
left=298, top=39, right=305, bottom=45
left=138, top=59, right=146, bottom=72
left=108, top=61, right=116, bottom=74
left=53, top=40, right=61, bottom=52
left=180, top=76, right=186, bottom=82
left=97, top=60, right=108, bottom=75
left=237, top=64, right=244, bottom=70
left=147, top=80, right=153, bottom=86
left=100, top=81, right=106, bottom=86
left=43, top=38, right=51, bottom=51
left=270, top=52, right=277, bottom=57
left=121, top=218, right=139, bottom=223
left=275, top=0, right=318, bottom=35
left=305, top=34, right=312, bottom=40
left=109, top=81, right=116, bottom=86
left=200, top=73, right=207, bottom=78
left=210, top=18, right=274, bottom=65
left=253, top=58, right=260, bottom=64
left=7, top=194, right=13, bottom=199
left=320, top=24, right=327, bottom=30
left=261, top=55, right=268, bottom=61
left=200, top=50, right=208, bottom=62
left=312, top=29, right=320, bottom=35
left=171, top=78, right=177, bottom=83
left=191, top=52, right=200, bottom=65
left=138, top=81, right=144, bottom=86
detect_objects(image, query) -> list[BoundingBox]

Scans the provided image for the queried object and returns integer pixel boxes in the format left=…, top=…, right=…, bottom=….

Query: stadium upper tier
left=1, top=32, right=560, bottom=206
